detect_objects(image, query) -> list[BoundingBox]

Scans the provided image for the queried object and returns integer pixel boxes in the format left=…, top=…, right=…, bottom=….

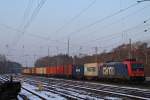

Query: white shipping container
left=36, top=68, right=43, bottom=74
left=84, top=63, right=99, bottom=77
left=36, top=67, right=46, bottom=74
left=43, top=67, right=46, bottom=74
left=23, top=68, right=31, bottom=74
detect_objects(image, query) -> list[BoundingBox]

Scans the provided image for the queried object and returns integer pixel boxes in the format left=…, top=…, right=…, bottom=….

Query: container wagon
left=84, top=63, right=99, bottom=80
left=46, top=66, right=57, bottom=76
left=35, top=67, right=46, bottom=76
left=64, top=64, right=72, bottom=78
left=56, top=66, right=64, bottom=77
left=46, top=67, right=51, bottom=76
left=72, top=65, right=84, bottom=79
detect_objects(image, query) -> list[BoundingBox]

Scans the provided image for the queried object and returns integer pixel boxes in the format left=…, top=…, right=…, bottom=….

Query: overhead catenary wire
left=1, top=18, right=149, bottom=58
left=19, top=0, right=34, bottom=29
left=75, top=22, right=145, bottom=47
left=12, top=0, right=47, bottom=47
left=73, top=40, right=122, bottom=56
left=74, top=20, right=150, bottom=54
left=76, top=17, right=150, bottom=47
left=0, top=23, right=75, bottom=57
left=5, top=0, right=142, bottom=47
left=2, top=1, right=148, bottom=47
left=60, top=1, right=146, bottom=39
left=0, top=23, right=68, bottom=45
left=80, top=30, right=146, bottom=53
left=49, top=0, right=97, bottom=37
left=2, top=1, right=149, bottom=50
left=2, top=0, right=47, bottom=60
left=1, top=0, right=150, bottom=59
left=72, top=3, right=150, bottom=39
left=23, top=0, right=47, bottom=30
left=30, top=19, right=150, bottom=55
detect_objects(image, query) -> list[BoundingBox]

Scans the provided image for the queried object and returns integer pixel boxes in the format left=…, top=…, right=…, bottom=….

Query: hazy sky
left=0, top=0, right=150, bottom=66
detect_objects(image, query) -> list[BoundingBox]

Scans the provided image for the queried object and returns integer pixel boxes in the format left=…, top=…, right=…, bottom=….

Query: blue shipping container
left=72, top=65, right=84, bottom=79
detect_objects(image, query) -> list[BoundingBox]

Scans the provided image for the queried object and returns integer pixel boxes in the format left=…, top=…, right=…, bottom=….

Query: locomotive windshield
left=131, top=63, right=144, bottom=70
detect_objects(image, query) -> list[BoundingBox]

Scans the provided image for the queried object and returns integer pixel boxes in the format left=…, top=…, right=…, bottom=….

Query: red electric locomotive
left=123, top=59, right=145, bottom=81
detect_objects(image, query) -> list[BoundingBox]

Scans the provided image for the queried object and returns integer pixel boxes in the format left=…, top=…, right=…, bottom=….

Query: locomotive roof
left=104, top=62, right=123, bottom=65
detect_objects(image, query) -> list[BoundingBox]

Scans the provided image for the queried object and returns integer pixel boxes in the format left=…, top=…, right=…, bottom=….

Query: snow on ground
left=42, top=77, right=150, bottom=91
left=19, top=82, right=123, bottom=100
left=19, top=82, right=66, bottom=100
left=17, top=76, right=124, bottom=100
left=55, top=87, right=103, bottom=100
left=104, top=96, right=123, bottom=100
left=19, top=89, right=41, bottom=100
left=44, top=83, right=122, bottom=100
left=17, top=95, right=23, bottom=100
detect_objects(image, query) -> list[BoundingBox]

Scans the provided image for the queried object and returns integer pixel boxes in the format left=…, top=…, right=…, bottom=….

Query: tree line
left=0, top=55, right=22, bottom=74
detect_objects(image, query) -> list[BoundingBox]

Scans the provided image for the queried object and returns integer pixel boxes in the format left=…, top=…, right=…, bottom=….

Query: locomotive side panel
left=99, top=62, right=128, bottom=80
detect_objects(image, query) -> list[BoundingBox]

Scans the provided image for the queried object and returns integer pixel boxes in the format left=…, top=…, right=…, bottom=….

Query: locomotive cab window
left=131, top=64, right=144, bottom=71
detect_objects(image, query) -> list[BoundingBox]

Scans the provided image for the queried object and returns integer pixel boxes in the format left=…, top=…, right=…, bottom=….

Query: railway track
left=3, top=74, right=150, bottom=100
left=2, top=75, right=87, bottom=100
left=21, top=75, right=150, bottom=100
left=19, top=87, right=48, bottom=100
left=0, top=75, right=55, bottom=100
left=23, top=79, right=98, bottom=100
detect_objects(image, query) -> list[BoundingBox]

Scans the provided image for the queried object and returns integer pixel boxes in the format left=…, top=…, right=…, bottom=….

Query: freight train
left=22, top=59, right=145, bottom=82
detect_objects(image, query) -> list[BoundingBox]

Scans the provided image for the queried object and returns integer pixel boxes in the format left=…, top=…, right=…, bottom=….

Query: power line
left=73, top=23, right=148, bottom=55
left=72, top=3, right=150, bottom=39
left=20, top=0, right=150, bottom=49
left=0, top=23, right=71, bottom=57
left=0, top=23, right=56, bottom=42
left=50, top=0, right=97, bottom=37
left=78, top=17, right=150, bottom=46
left=137, top=0, right=150, bottom=3
left=61, top=1, right=146, bottom=39
left=54, top=27, right=147, bottom=56
left=0, top=23, right=78, bottom=48
left=2, top=1, right=148, bottom=49
left=0, top=18, right=148, bottom=57
left=12, top=0, right=47, bottom=46
left=59, top=22, right=147, bottom=53
left=23, top=0, right=47, bottom=30
left=19, top=0, right=34, bottom=29
left=76, top=24, right=143, bottom=46
left=1, top=0, right=150, bottom=58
